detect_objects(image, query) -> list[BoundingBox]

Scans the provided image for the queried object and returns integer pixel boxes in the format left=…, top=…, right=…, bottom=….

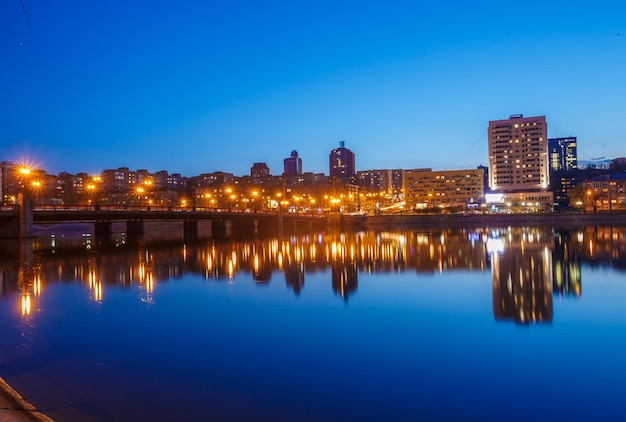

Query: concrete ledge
left=0, top=376, right=54, bottom=422
left=363, top=212, right=626, bottom=228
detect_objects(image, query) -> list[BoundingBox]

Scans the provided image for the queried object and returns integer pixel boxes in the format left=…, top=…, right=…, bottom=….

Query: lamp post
left=252, top=191, right=259, bottom=212
left=586, top=189, right=594, bottom=213
left=136, top=187, right=145, bottom=208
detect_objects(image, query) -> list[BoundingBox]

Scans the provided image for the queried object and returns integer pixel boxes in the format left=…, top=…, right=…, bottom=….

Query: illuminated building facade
left=583, top=174, right=626, bottom=212
left=548, top=136, right=577, bottom=172
left=404, top=168, right=484, bottom=210
left=552, top=230, right=582, bottom=297
left=488, top=114, right=550, bottom=192
left=1, top=161, right=17, bottom=204
left=329, top=141, right=355, bottom=183
left=357, top=169, right=392, bottom=191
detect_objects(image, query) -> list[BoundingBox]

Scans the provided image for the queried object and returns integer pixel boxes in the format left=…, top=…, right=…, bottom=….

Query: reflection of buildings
left=552, top=231, right=582, bottom=297
left=8, top=226, right=626, bottom=319
left=575, top=226, right=626, bottom=268
left=332, top=261, right=357, bottom=301
left=285, top=262, right=304, bottom=294
left=490, top=228, right=553, bottom=324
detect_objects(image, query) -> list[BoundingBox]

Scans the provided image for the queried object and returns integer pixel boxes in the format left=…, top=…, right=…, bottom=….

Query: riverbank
left=329, top=211, right=626, bottom=229
left=0, top=377, right=54, bottom=422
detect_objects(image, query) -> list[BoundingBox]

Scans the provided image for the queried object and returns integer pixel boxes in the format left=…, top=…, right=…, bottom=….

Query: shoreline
left=329, top=211, right=626, bottom=229
left=0, top=376, right=54, bottom=422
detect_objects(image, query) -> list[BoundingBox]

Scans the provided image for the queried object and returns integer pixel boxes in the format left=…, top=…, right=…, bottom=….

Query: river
left=1, top=225, right=625, bottom=421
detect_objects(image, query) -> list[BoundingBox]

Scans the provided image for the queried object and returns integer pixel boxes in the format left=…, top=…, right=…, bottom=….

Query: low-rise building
left=404, top=168, right=484, bottom=210
left=583, top=174, right=626, bottom=212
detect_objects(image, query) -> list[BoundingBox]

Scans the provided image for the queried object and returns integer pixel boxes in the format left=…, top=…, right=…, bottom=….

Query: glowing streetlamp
left=136, top=186, right=145, bottom=207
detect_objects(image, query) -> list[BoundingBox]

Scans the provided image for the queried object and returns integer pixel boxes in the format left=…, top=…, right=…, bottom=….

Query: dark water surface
left=1, top=226, right=626, bottom=421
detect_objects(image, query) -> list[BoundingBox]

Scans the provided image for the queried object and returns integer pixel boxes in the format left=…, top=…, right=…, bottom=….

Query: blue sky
left=2, top=0, right=625, bottom=176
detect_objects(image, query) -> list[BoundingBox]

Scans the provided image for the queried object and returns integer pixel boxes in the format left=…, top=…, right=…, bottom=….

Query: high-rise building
left=283, top=151, right=302, bottom=176
left=329, top=141, right=355, bottom=182
left=488, top=114, right=549, bottom=192
left=548, top=137, right=577, bottom=172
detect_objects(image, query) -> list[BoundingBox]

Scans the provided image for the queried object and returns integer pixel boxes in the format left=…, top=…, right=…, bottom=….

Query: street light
left=136, top=186, right=145, bottom=207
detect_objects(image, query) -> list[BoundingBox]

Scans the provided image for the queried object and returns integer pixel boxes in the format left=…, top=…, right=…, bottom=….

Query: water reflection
left=490, top=229, right=553, bottom=324
left=1, top=226, right=625, bottom=324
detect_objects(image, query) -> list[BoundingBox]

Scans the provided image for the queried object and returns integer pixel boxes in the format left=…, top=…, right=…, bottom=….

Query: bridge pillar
left=95, top=221, right=112, bottom=235
left=183, top=220, right=198, bottom=240
left=197, top=220, right=212, bottom=238
left=127, top=220, right=145, bottom=234
left=211, top=220, right=232, bottom=238
left=183, top=220, right=213, bottom=240
left=17, top=192, right=34, bottom=238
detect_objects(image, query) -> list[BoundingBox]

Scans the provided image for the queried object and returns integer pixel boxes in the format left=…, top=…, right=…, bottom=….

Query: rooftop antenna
left=20, top=0, right=32, bottom=29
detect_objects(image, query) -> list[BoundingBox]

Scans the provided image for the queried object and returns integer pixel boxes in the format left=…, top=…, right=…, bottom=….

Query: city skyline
left=3, top=1, right=626, bottom=176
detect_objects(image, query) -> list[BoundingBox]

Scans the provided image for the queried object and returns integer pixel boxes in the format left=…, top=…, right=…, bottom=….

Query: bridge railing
left=29, top=205, right=326, bottom=218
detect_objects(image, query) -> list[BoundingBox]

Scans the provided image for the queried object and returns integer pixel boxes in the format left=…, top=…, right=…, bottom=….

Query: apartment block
left=404, top=168, right=484, bottom=210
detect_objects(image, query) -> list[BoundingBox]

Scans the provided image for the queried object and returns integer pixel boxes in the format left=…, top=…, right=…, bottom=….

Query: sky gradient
left=2, top=0, right=625, bottom=176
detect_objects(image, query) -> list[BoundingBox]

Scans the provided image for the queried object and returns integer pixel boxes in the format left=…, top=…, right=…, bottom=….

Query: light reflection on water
left=0, top=226, right=625, bottom=421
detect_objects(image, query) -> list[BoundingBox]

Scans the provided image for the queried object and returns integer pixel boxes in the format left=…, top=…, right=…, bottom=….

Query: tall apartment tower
left=548, top=137, right=577, bottom=172
left=488, top=114, right=549, bottom=192
left=329, top=141, right=355, bottom=182
left=283, top=150, right=302, bottom=176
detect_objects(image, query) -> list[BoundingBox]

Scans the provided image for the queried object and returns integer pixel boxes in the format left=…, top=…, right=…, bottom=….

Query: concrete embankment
left=329, top=212, right=626, bottom=229
left=0, top=377, right=54, bottom=422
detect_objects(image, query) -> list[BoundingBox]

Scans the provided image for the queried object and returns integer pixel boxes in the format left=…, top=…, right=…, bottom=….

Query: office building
left=329, top=141, right=355, bottom=182
left=283, top=151, right=302, bottom=176
left=548, top=137, right=577, bottom=172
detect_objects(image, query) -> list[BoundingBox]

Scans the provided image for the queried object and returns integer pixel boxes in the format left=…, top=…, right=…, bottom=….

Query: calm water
left=1, top=226, right=626, bottom=421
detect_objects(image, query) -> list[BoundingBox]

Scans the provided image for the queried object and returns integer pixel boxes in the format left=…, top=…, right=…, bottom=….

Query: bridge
left=0, top=196, right=327, bottom=239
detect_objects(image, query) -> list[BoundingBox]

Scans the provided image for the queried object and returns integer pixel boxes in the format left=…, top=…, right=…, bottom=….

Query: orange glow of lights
left=228, top=260, right=234, bottom=278
left=33, top=275, right=42, bottom=297
left=146, top=273, right=154, bottom=294
left=21, top=294, right=31, bottom=315
left=138, top=263, right=145, bottom=282
left=94, top=282, right=103, bottom=302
